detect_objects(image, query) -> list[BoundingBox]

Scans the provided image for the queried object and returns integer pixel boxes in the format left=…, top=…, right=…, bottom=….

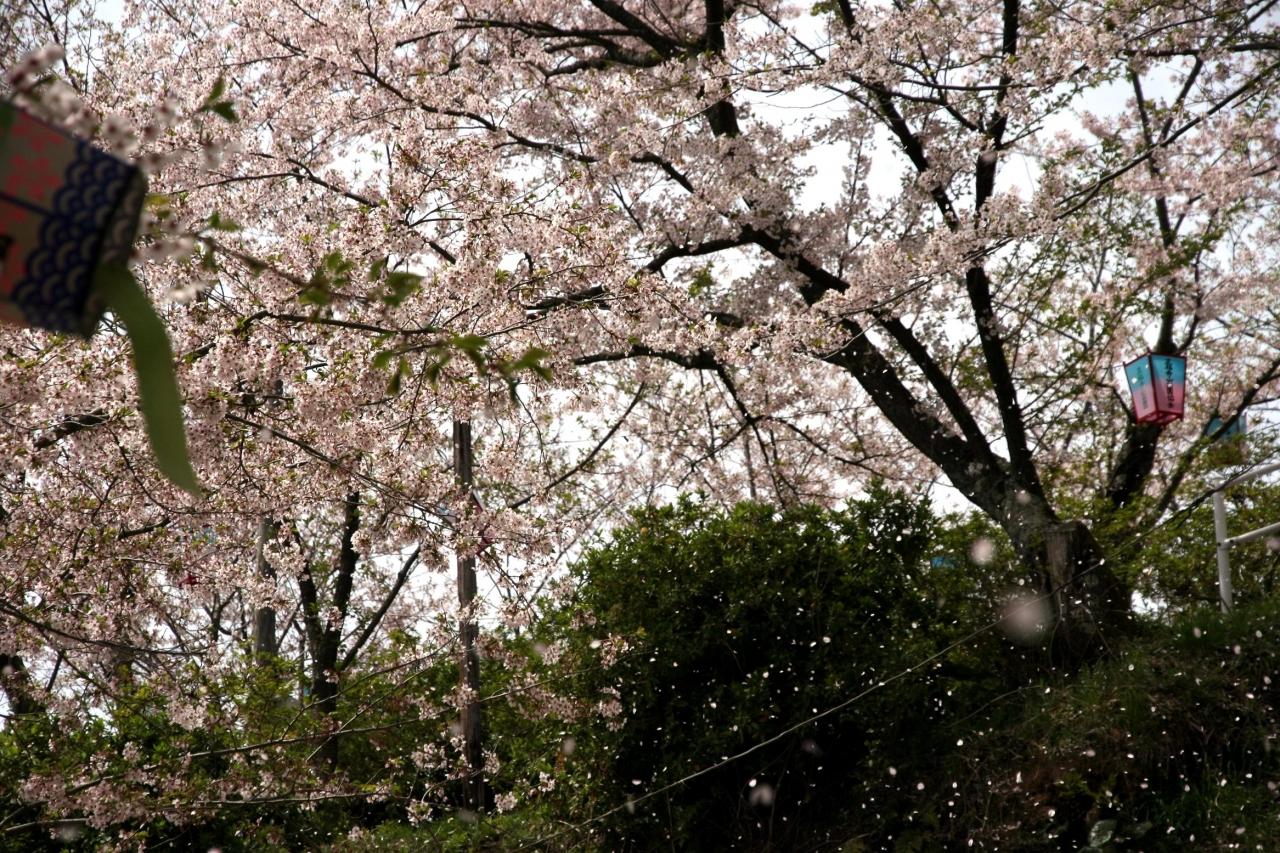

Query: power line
left=510, top=514, right=1210, bottom=851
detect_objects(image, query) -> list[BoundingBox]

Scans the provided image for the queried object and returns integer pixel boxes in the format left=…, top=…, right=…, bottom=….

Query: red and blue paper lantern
left=1124, top=352, right=1186, bottom=425
left=0, top=101, right=146, bottom=335
left=1, top=100, right=199, bottom=494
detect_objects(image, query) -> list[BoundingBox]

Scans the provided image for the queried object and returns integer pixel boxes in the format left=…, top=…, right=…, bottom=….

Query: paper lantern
left=1124, top=353, right=1186, bottom=425
left=1203, top=411, right=1248, bottom=467
left=1, top=100, right=198, bottom=494
left=0, top=101, right=146, bottom=335
left=1204, top=412, right=1246, bottom=439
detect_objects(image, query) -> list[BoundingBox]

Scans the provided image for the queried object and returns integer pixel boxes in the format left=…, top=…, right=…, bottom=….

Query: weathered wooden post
left=452, top=420, right=484, bottom=811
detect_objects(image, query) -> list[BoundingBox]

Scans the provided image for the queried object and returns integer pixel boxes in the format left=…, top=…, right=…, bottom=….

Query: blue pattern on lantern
left=1125, top=359, right=1151, bottom=390
left=8, top=138, right=142, bottom=335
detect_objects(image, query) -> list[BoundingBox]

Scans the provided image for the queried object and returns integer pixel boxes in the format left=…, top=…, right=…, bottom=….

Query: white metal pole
left=1213, top=491, right=1233, bottom=613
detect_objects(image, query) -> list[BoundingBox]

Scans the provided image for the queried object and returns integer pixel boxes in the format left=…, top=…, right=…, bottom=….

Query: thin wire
left=509, top=529, right=1186, bottom=850
left=276, top=451, right=1274, bottom=826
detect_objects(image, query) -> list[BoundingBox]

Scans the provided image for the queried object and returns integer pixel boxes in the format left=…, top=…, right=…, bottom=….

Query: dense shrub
left=523, top=487, right=1022, bottom=851
left=952, top=596, right=1280, bottom=851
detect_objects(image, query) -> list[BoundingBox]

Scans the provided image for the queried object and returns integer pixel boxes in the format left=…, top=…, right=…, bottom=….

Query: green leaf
left=321, top=250, right=353, bottom=276
left=372, top=348, right=397, bottom=370
left=144, top=193, right=172, bottom=214
left=450, top=334, right=488, bottom=368
left=198, top=246, right=219, bottom=272
left=451, top=334, right=487, bottom=353
left=207, top=211, right=240, bottom=232
left=688, top=264, right=714, bottom=297
left=386, top=357, right=409, bottom=394
left=197, top=78, right=239, bottom=123
left=1088, top=819, right=1117, bottom=847
left=424, top=354, right=449, bottom=386
left=503, top=346, right=554, bottom=381
left=299, top=285, right=332, bottom=307
left=94, top=265, right=201, bottom=496
left=383, top=271, right=422, bottom=307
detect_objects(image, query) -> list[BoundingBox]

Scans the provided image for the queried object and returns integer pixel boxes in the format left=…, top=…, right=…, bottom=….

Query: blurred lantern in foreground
left=1124, top=352, right=1186, bottom=425
left=0, top=101, right=199, bottom=494
left=0, top=100, right=145, bottom=333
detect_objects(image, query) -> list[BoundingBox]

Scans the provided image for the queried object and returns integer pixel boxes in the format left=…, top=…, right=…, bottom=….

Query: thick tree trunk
left=0, top=654, right=45, bottom=720
left=1000, top=497, right=1131, bottom=661
left=453, top=421, right=485, bottom=813
left=299, top=493, right=360, bottom=771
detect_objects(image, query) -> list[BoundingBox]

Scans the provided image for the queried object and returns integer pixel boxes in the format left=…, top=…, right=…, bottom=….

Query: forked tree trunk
left=299, top=492, right=360, bottom=771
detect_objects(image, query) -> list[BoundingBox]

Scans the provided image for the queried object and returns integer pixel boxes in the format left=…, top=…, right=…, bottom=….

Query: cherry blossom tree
left=4, top=0, right=1280, bottom=835
left=85, top=0, right=1277, bottom=634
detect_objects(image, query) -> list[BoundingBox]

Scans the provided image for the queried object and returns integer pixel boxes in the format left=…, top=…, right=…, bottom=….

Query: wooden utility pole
left=453, top=420, right=484, bottom=811
left=253, top=517, right=278, bottom=662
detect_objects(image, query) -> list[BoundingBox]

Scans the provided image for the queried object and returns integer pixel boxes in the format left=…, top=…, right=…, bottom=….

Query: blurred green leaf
left=299, top=285, right=332, bottom=306
left=198, top=77, right=239, bottom=123
left=207, top=211, right=240, bottom=232
left=94, top=265, right=201, bottom=496
left=386, top=357, right=409, bottom=394
left=424, top=354, right=450, bottom=386
left=383, top=271, right=422, bottom=307
left=504, top=346, right=553, bottom=381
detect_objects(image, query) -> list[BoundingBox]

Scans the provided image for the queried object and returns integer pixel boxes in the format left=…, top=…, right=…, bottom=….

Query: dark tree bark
left=253, top=517, right=279, bottom=663
left=453, top=421, right=485, bottom=812
left=0, top=654, right=45, bottom=720
left=299, top=492, right=360, bottom=771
